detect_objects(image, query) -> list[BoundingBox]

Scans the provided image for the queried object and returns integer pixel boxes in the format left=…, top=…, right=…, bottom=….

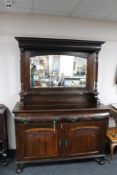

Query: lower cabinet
left=15, top=113, right=109, bottom=173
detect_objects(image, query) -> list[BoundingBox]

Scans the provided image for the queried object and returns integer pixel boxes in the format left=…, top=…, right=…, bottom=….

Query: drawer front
left=15, top=112, right=109, bottom=123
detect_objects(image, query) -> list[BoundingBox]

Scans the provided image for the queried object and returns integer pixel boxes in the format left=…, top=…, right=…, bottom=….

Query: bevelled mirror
left=30, top=54, right=87, bottom=88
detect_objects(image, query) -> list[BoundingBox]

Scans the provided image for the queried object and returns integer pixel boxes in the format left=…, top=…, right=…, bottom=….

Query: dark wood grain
left=15, top=37, right=104, bottom=52
left=13, top=37, right=109, bottom=173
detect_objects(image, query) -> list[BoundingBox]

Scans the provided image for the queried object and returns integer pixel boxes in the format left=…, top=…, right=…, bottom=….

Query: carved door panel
left=23, top=122, right=61, bottom=160
left=65, top=121, right=106, bottom=157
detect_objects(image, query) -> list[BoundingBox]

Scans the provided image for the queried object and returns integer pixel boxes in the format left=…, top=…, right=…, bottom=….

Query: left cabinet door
left=15, top=121, right=61, bottom=161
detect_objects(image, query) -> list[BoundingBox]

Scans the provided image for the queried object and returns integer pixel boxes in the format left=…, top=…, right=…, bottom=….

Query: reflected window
left=30, top=55, right=87, bottom=88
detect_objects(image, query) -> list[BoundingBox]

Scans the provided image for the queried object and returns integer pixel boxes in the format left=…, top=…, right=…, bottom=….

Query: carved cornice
left=16, top=37, right=104, bottom=53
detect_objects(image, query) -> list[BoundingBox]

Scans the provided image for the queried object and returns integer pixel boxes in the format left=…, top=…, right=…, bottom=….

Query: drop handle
left=23, top=118, right=29, bottom=125
left=71, top=116, right=77, bottom=122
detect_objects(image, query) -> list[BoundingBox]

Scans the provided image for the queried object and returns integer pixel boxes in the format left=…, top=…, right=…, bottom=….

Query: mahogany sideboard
left=13, top=37, right=110, bottom=173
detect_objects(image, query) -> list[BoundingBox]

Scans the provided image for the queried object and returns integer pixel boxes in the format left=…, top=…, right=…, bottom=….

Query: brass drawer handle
left=71, top=116, right=77, bottom=122
left=22, top=118, right=29, bottom=125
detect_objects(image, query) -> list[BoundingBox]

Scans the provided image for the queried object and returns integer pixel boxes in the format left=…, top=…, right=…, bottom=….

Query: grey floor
left=0, top=154, right=117, bottom=175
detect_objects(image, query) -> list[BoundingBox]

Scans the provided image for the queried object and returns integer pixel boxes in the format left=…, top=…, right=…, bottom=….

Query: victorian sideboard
left=13, top=37, right=110, bottom=173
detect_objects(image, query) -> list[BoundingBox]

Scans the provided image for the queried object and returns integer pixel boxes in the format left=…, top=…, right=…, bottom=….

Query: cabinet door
left=65, top=120, right=107, bottom=157
left=16, top=122, right=61, bottom=161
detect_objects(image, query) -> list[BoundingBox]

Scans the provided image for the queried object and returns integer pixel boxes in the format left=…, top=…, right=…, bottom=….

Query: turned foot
left=95, top=157, right=106, bottom=165
left=2, top=153, right=8, bottom=166
left=98, top=159, right=105, bottom=165
left=16, top=164, right=23, bottom=173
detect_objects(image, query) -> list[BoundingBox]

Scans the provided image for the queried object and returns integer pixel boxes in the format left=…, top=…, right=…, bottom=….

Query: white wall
left=0, top=13, right=117, bottom=148
left=99, top=42, right=117, bottom=105
left=0, top=37, right=20, bottom=149
left=1, top=12, right=117, bottom=41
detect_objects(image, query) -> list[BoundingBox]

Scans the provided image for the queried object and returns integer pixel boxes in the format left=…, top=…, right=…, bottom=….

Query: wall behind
left=99, top=42, right=117, bottom=105
left=0, top=37, right=20, bottom=149
left=1, top=12, right=117, bottom=41
left=0, top=13, right=117, bottom=148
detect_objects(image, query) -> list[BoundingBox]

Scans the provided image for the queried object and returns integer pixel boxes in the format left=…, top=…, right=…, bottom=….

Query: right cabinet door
left=65, top=120, right=107, bottom=158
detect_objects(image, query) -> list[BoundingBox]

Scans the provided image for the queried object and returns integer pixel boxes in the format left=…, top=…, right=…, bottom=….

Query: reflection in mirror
left=30, top=55, right=87, bottom=88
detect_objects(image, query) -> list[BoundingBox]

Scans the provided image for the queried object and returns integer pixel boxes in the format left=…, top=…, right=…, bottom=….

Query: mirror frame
left=16, top=37, right=104, bottom=105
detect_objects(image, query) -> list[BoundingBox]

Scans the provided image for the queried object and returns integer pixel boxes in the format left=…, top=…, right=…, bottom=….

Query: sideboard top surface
left=13, top=102, right=110, bottom=114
